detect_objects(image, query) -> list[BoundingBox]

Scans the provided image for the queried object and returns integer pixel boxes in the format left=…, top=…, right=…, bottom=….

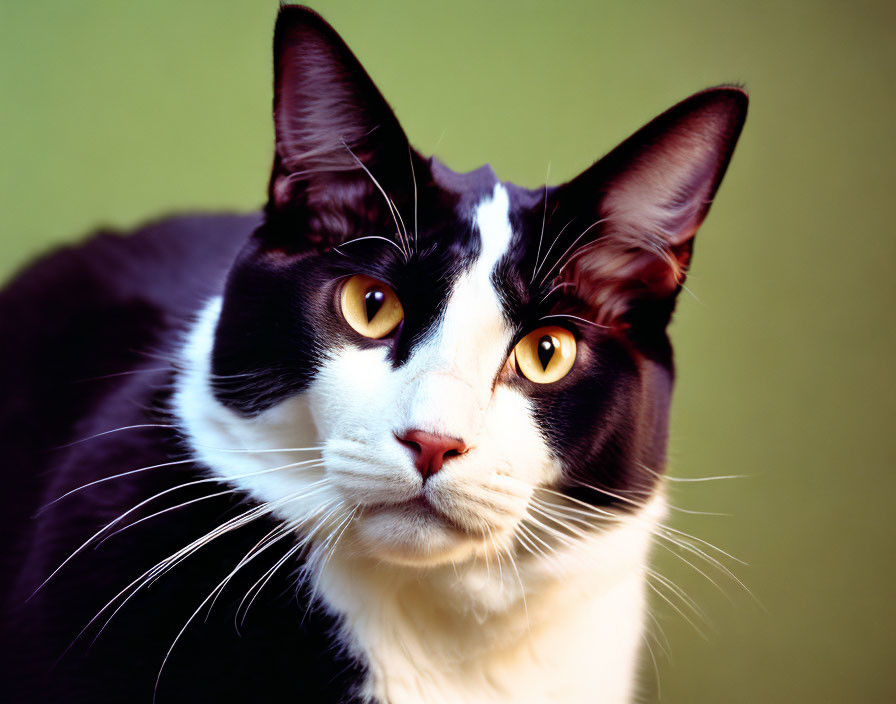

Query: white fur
left=173, top=184, right=664, bottom=703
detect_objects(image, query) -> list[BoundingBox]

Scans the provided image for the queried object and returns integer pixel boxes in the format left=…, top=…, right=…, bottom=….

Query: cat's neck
left=315, top=497, right=662, bottom=704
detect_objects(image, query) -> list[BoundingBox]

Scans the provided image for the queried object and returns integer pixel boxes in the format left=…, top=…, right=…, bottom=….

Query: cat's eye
left=340, top=274, right=404, bottom=339
left=511, top=326, right=577, bottom=384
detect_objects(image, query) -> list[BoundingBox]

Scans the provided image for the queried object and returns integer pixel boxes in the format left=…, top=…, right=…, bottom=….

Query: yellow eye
left=340, top=274, right=404, bottom=339
left=512, top=326, right=577, bottom=384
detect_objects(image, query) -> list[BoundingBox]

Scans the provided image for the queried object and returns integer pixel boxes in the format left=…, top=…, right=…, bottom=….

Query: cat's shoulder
left=0, top=212, right=260, bottom=542
left=1, top=212, right=260, bottom=316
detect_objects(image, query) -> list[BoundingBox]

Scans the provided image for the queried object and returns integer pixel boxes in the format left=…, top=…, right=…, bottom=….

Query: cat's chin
left=354, top=503, right=479, bottom=567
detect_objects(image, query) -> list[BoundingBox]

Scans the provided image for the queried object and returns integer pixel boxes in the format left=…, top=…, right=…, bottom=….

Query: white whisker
left=408, top=144, right=419, bottom=253
left=531, top=217, right=574, bottom=283
left=39, top=457, right=200, bottom=512
left=530, top=165, right=550, bottom=284
left=152, top=497, right=335, bottom=702
left=539, top=218, right=609, bottom=286
left=56, top=424, right=176, bottom=449
left=645, top=580, right=707, bottom=639
left=537, top=313, right=611, bottom=329
left=335, top=235, right=407, bottom=258
left=341, top=140, right=410, bottom=260
left=30, top=459, right=325, bottom=601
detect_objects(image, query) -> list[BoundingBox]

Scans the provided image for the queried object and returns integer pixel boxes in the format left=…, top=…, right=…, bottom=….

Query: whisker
left=515, top=522, right=562, bottom=570
left=644, top=608, right=671, bottom=659
left=529, top=497, right=611, bottom=535
left=539, top=281, right=575, bottom=302
left=73, top=367, right=172, bottom=383
left=313, top=502, right=358, bottom=578
left=530, top=166, right=550, bottom=284
left=39, top=457, right=200, bottom=512
left=646, top=567, right=709, bottom=625
left=255, top=500, right=344, bottom=619
left=103, top=478, right=328, bottom=550
left=526, top=502, right=594, bottom=543
left=537, top=313, right=611, bottom=330
left=29, top=459, right=325, bottom=601
left=655, top=525, right=748, bottom=567
left=538, top=218, right=609, bottom=287
left=640, top=629, right=663, bottom=701
left=636, top=462, right=748, bottom=483
left=236, top=493, right=343, bottom=627
left=531, top=217, right=574, bottom=283
left=341, top=140, right=410, bottom=260
left=64, top=494, right=304, bottom=661
left=210, top=494, right=339, bottom=620
left=653, top=540, right=732, bottom=603
left=55, top=424, right=176, bottom=450
left=533, top=487, right=753, bottom=610
left=645, top=580, right=707, bottom=639
left=408, top=144, right=418, bottom=253
left=152, top=499, right=336, bottom=702
left=191, top=444, right=323, bottom=455
left=655, top=532, right=758, bottom=606
left=335, top=235, right=407, bottom=258
left=96, top=487, right=247, bottom=547
left=237, top=532, right=308, bottom=630
left=538, top=485, right=746, bottom=566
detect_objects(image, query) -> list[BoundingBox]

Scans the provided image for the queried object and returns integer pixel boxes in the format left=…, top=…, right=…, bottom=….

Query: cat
left=0, top=5, right=747, bottom=703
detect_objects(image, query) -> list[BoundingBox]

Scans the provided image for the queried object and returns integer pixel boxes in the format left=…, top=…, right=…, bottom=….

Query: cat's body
left=0, top=6, right=746, bottom=703
left=0, top=215, right=370, bottom=702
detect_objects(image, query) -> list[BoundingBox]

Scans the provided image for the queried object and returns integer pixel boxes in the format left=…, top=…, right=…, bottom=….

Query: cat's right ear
left=266, top=6, right=421, bottom=249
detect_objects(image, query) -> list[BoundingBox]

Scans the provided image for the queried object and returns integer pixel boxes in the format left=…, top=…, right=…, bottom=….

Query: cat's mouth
left=362, top=495, right=470, bottom=534
left=351, top=495, right=487, bottom=566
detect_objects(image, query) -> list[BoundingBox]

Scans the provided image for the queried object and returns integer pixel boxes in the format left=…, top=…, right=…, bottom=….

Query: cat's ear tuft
left=267, top=6, right=417, bottom=246
left=549, top=87, right=747, bottom=324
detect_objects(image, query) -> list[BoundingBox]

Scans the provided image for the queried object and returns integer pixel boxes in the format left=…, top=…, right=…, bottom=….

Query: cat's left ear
left=545, top=87, right=747, bottom=323
left=266, top=6, right=422, bottom=248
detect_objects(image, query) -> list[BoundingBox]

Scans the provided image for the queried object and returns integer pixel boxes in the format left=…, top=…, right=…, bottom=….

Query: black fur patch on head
left=211, top=158, right=495, bottom=413
left=486, top=185, right=673, bottom=511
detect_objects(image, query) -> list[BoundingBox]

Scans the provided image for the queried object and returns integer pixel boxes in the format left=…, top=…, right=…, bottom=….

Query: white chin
left=355, top=508, right=476, bottom=567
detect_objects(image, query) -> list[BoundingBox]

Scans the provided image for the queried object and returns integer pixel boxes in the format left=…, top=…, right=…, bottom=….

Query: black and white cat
left=0, top=6, right=747, bottom=703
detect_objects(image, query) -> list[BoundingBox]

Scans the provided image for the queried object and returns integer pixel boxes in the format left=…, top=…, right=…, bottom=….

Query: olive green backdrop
left=2, top=1, right=894, bottom=701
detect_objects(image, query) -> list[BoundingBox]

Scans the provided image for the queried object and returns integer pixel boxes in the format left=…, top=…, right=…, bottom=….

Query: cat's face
left=196, top=7, right=746, bottom=568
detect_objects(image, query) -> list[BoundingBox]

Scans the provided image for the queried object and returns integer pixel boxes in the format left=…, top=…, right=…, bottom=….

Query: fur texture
left=0, top=6, right=746, bottom=703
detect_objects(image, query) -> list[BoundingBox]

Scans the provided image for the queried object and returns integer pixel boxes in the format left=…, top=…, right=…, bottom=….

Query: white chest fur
left=313, top=498, right=662, bottom=704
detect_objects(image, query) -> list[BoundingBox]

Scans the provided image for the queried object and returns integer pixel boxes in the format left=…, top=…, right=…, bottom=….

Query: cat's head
left=200, top=6, right=746, bottom=568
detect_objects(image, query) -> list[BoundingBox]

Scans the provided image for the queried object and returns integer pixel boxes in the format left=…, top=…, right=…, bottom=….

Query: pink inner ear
left=600, top=115, right=731, bottom=254
left=554, top=91, right=746, bottom=323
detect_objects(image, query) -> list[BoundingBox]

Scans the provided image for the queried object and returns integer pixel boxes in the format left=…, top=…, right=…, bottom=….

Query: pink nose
left=396, top=429, right=468, bottom=480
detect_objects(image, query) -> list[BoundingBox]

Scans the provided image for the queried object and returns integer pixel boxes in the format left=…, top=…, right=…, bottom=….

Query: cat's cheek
left=306, top=344, right=396, bottom=439
left=475, top=385, right=562, bottom=488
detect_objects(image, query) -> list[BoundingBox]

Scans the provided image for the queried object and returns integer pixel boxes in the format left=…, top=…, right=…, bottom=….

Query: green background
left=2, top=1, right=894, bottom=701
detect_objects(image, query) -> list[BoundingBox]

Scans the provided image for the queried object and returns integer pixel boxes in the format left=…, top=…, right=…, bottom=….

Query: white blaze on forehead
left=473, top=183, right=514, bottom=273
left=398, top=184, right=517, bottom=440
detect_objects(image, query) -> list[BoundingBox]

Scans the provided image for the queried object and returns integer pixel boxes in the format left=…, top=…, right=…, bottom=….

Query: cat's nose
left=395, top=429, right=468, bottom=480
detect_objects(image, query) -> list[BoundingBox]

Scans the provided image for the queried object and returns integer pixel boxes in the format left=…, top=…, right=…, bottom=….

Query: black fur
left=1, top=214, right=365, bottom=703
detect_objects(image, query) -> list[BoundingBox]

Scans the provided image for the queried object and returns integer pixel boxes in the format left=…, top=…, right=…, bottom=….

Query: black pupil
left=537, top=335, right=556, bottom=371
left=364, top=288, right=386, bottom=323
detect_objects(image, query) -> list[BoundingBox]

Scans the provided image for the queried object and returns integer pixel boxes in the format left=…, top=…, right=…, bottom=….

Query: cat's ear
left=546, top=87, right=747, bottom=324
left=266, top=6, right=419, bottom=247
